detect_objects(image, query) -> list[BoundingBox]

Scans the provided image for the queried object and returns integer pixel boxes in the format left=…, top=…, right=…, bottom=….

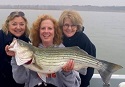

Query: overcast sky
left=0, top=0, right=125, bottom=6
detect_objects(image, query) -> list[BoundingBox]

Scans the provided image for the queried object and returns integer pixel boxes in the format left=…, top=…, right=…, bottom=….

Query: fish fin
left=24, top=63, right=43, bottom=73
left=37, top=72, right=47, bottom=82
left=32, top=57, right=43, bottom=70
left=15, top=55, right=33, bottom=66
left=98, top=60, right=123, bottom=85
left=32, top=63, right=43, bottom=70
left=70, top=46, right=89, bottom=55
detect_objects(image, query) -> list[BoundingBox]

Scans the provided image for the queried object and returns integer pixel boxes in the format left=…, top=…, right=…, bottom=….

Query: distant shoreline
left=0, top=5, right=125, bottom=12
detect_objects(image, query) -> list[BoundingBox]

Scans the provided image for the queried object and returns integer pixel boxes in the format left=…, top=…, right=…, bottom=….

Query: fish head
left=9, top=38, right=34, bottom=65
left=9, top=38, right=32, bottom=52
left=9, top=38, right=18, bottom=51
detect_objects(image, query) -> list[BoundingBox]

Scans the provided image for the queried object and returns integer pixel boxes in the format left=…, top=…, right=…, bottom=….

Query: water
left=0, top=9, right=125, bottom=75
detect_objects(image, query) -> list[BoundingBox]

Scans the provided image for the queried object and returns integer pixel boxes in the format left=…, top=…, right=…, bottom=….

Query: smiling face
left=39, top=19, right=55, bottom=46
left=8, top=17, right=26, bottom=37
left=63, top=18, right=77, bottom=37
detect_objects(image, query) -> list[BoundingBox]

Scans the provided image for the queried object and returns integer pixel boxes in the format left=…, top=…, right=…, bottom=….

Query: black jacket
left=63, top=32, right=96, bottom=87
left=0, top=30, right=30, bottom=87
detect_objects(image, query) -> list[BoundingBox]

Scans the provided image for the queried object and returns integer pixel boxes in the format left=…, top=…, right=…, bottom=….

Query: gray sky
left=0, top=0, right=125, bottom=6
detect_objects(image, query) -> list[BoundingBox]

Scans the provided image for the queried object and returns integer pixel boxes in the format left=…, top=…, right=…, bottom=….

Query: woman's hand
left=5, top=45, right=15, bottom=57
left=62, top=60, right=74, bottom=72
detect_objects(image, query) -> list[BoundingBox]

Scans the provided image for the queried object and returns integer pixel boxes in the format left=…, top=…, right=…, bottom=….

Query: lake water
left=0, top=9, right=125, bottom=75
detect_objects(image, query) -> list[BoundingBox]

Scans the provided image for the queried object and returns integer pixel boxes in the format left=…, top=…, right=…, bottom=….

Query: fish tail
left=97, top=60, right=123, bottom=85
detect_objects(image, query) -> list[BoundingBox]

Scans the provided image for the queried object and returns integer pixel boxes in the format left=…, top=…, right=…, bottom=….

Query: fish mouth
left=9, top=38, right=17, bottom=51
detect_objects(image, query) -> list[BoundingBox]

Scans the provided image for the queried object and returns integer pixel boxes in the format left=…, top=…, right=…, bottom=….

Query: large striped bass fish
left=9, top=38, right=123, bottom=85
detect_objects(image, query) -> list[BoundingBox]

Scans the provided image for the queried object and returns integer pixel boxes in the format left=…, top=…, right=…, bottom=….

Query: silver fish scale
left=34, top=47, right=102, bottom=69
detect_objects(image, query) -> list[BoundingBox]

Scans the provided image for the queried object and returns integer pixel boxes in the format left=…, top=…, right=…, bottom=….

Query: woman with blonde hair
left=0, top=11, right=30, bottom=87
left=59, top=10, right=96, bottom=87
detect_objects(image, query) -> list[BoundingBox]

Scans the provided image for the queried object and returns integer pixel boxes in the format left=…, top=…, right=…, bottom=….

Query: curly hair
left=2, top=11, right=30, bottom=37
left=30, top=14, right=62, bottom=47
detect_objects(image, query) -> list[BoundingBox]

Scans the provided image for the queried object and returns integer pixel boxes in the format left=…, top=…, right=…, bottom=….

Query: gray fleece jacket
left=11, top=43, right=86, bottom=87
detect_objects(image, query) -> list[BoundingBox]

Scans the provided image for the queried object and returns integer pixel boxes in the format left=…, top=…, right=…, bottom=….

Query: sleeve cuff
left=62, top=70, right=72, bottom=77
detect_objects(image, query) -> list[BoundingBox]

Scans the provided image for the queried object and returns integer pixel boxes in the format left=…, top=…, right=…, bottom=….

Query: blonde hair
left=58, top=10, right=83, bottom=32
left=30, top=14, right=62, bottom=47
left=2, top=11, right=30, bottom=37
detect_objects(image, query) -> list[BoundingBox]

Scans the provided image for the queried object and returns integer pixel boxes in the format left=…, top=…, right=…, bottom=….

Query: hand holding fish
left=62, top=60, right=74, bottom=72
left=5, top=45, right=15, bottom=57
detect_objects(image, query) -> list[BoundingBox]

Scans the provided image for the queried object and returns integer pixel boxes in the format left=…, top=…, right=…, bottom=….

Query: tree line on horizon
left=0, top=5, right=125, bottom=12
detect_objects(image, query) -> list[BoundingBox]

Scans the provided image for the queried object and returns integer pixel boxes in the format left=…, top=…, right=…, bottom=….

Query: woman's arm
left=59, top=60, right=81, bottom=87
left=11, top=57, right=29, bottom=84
left=59, top=70, right=81, bottom=87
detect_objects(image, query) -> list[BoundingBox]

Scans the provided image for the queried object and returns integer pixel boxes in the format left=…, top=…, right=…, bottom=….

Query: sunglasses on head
left=9, top=11, right=25, bottom=17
